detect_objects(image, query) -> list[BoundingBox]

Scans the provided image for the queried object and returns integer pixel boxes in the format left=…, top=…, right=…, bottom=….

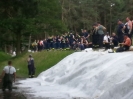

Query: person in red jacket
left=116, top=34, right=131, bottom=52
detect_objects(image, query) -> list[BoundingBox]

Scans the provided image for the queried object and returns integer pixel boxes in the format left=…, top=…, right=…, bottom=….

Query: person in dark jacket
left=27, top=55, right=35, bottom=78
left=111, top=33, right=119, bottom=47
left=117, top=19, right=124, bottom=43
left=92, top=24, right=99, bottom=48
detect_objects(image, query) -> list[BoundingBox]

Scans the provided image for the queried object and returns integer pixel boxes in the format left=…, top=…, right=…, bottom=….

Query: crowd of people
left=31, top=17, right=133, bottom=52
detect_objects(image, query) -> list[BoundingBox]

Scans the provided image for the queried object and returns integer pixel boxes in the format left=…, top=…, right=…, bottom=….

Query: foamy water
left=17, top=49, right=133, bottom=99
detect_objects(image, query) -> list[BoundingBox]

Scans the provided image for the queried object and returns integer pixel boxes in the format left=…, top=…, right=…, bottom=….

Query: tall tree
left=0, top=0, right=38, bottom=55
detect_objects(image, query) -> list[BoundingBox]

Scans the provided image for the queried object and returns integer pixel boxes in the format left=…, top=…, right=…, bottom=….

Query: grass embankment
left=0, top=50, right=74, bottom=78
left=0, top=52, right=11, bottom=62
left=0, top=52, right=11, bottom=73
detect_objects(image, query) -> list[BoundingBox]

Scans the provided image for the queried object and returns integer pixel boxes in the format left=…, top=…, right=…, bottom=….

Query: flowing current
left=16, top=49, right=133, bottom=99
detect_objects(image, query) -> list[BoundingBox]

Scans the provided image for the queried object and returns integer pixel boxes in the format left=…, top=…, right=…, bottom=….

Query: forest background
left=0, top=0, right=132, bottom=55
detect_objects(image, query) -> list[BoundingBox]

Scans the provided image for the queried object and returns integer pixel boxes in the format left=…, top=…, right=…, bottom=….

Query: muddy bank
left=0, top=89, right=26, bottom=99
left=0, top=78, right=26, bottom=99
left=0, top=91, right=26, bottom=99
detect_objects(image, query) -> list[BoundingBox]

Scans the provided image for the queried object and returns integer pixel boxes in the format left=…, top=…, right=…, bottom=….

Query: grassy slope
left=0, top=52, right=11, bottom=70
left=0, top=50, right=73, bottom=78
left=0, top=52, right=11, bottom=62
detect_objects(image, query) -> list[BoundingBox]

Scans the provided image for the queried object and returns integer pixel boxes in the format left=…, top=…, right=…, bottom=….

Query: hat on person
left=93, top=23, right=97, bottom=26
left=117, top=19, right=122, bottom=22
left=29, top=54, right=32, bottom=57
left=106, top=32, right=109, bottom=34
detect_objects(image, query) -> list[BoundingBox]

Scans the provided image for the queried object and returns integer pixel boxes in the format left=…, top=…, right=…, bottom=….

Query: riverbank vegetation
left=0, top=0, right=133, bottom=55
left=0, top=50, right=73, bottom=78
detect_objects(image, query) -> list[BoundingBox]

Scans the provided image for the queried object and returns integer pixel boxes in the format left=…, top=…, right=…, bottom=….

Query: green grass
left=0, top=52, right=11, bottom=62
left=0, top=51, right=11, bottom=72
left=0, top=50, right=74, bottom=78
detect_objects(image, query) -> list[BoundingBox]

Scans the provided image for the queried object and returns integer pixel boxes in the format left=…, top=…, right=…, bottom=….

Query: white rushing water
left=17, top=49, right=133, bottom=99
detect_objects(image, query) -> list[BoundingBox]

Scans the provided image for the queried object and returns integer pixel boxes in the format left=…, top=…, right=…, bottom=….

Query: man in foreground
left=0, top=61, right=16, bottom=92
left=116, top=34, right=131, bottom=52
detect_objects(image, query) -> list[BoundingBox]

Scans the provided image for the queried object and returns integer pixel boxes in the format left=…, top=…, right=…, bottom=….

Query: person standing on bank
left=117, top=19, right=125, bottom=43
left=27, top=54, right=35, bottom=78
left=96, top=22, right=106, bottom=48
left=125, top=17, right=132, bottom=41
left=92, top=23, right=99, bottom=48
left=103, top=32, right=111, bottom=50
left=0, top=61, right=16, bottom=92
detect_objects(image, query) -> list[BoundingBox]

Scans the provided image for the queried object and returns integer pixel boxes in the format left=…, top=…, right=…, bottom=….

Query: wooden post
left=28, top=34, right=31, bottom=50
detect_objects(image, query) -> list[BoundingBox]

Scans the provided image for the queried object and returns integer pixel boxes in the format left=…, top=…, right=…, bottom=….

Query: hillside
left=0, top=50, right=73, bottom=78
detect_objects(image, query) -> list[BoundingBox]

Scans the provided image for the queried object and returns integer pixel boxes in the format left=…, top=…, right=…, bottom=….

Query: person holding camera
left=92, top=23, right=99, bottom=49
left=96, top=22, right=106, bottom=48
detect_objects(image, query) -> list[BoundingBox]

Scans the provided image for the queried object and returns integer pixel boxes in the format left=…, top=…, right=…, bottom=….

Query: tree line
left=0, top=0, right=133, bottom=55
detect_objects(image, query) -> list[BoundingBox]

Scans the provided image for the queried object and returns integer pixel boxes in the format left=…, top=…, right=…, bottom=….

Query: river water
left=0, top=79, right=26, bottom=99
left=0, top=90, right=26, bottom=99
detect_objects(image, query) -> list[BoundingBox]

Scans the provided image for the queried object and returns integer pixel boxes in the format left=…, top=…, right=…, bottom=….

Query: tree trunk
left=74, top=26, right=77, bottom=33
left=28, top=34, right=31, bottom=50
left=61, top=0, right=64, bottom=22
left=16, top=32, right=21, bottom=55
left=104, top=11, right=107, bottom=28
left=4, top=44, right=7, bottom=53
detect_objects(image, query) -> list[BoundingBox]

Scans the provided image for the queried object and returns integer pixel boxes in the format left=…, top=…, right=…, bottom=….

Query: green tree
left=0, top=0, right=38, bottom=55
left=0, top=0, right=67, bottom=54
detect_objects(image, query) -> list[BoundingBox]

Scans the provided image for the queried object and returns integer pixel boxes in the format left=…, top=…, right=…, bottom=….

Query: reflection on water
left=0, top=90, right=26, bottom=99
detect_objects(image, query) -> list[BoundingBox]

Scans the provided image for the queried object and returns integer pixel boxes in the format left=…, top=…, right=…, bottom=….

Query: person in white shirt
left=103, top=32, right=111, bottom=50
left=0, top=61, right=16, bottom=91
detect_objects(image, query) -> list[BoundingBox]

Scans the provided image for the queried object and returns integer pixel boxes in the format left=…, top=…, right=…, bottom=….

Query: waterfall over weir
left=17, top=49, right=133, bottom=99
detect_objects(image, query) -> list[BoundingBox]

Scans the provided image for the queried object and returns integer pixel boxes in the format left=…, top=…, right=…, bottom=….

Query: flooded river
left=0, top=79, right=26, bottom=99
left=0, top=90, right=26, bottom=99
